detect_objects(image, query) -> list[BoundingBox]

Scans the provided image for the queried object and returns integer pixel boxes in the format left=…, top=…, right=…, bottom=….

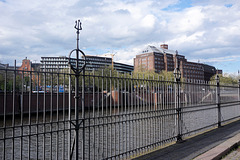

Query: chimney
left=160, top=44, right=168, bottom=50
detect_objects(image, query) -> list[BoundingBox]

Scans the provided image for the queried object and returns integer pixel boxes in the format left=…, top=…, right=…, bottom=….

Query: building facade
left=40, top=55, right=133, bottom=73
left=134, top=44, right=218, bottom=81
left=17, top=57, right=41, bottom=87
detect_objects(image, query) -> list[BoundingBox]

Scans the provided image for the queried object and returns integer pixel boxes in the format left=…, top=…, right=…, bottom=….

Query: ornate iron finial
left=68, top=19, right=86, bottom=74
left=74, top=19, right=82, bottom=32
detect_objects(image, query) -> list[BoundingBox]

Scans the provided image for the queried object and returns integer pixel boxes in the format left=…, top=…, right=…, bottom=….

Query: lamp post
left=174, top=67, right=182, bottom=142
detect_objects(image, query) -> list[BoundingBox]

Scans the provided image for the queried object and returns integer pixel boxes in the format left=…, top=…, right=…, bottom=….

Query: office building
left=40, top=55, right=133, bottom=73
left=134, top=44, right=218, bottom=81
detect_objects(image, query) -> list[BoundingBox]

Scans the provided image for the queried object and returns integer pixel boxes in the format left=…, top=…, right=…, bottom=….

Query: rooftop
left=140, top=45, right=178, bottom=55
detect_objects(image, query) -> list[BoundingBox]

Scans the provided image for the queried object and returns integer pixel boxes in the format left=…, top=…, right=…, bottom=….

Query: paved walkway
left=222, top=145, right=240, bottom=160
left=134, top=120, right=240, bottom=160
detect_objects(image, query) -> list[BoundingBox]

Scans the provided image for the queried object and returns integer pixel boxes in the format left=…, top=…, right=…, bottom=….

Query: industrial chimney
left=160, top=44, right=168, bottom=50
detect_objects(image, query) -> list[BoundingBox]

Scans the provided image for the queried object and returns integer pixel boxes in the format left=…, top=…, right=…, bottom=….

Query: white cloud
left=167, top=6, right=205, bottom=33
left=141, top=14, right=156, bottom=28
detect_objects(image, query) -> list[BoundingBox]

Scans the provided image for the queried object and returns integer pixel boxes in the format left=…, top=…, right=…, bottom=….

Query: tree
left=210, top=74, right=238, bottom=85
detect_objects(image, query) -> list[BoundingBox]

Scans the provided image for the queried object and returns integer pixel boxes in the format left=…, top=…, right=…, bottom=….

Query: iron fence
left=0, top=65, right=240, bottom=160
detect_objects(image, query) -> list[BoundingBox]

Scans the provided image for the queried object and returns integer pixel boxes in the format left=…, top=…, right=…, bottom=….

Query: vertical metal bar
left=88, top=73, right=91, bottom=159
left=97, top=73, right=100, bottom=160
left=238, top=79, right=240, bottom=108
left=101, top=69, right=104, bottom=158
left=124, top=73, right=127, bottom=157
left=50, top=72, right=53, bottom=159
left=216, top=75, right=221, bottom=127
left=163, top=78, right=166, bottom=144
left=36, top=71, right=39, bottom=160
left=144, top=74, right=146, bottom=150
left=81, top=69, right=85, bottom=160
left=131, top=75, right=134, bottom=156
left=127, top=74, right=130, bottom=156
left=109, top=70, right=112, bottom=158
left=11, top=60, right=16, bottom=160
left=43, top=63, right=46, bottom=160
left=130, top=73, right=133, bottom=154
left=56, top=67, right=59, bottom=159
left=62, top=72, right=66, bottom=160
left=28, top=62, right=32, bottom=159
left=114, top=74, right=116, bottom=158
left=92, top=69, right=95, bottom=160
left=152, top=75, right=155, bottom=148
left=158, top=76, right=161, bottom=145
left=141, top=74, right=144, bottom=150
left=68, top=68, right=72, bottom=159
left=121, top=73, right=124, bottom=157
left=117, top=72, right=119, bottom=154
left=20, top=70, right=24, bottom=160
left=74, top=63, right=80, bottom=160
left=105, top=71, right=108, bottom=159
left=176, top=76, right=182, bottom=142
left=137, top=73, right=139, bottom=155
left=3, top=65, right=7, bottom=160
left=145, top=75, right=148, bottom=149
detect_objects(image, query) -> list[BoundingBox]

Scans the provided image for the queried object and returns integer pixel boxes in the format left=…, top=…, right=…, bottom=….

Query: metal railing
left=1, top=20, right=240, bottom=159
left=0, top=65, right=240, bottom=159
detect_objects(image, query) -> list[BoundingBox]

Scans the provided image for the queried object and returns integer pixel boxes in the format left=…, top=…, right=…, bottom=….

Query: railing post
left=174, top=67, right=182, bottom=143
left=68, top=19, right=86, bottom=160
left=215, top=75, right=221, bottom=128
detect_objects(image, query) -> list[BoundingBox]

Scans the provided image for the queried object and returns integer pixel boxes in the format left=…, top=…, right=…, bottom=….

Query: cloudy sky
left=0, top=0, right=240, bottom=74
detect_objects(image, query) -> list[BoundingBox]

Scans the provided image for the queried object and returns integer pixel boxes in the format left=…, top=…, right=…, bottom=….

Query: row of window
left=42, top=58, right=67, bottom=61
left=183, top=74, right=204, bottom=79
left=184, top=70, right=203, bottom=73
left=155, top=61, right=164, bottom=64
left=155, top=58, right=164, bottom=60
left=155, top=65, right=164, bottom=69
left=42, top=61, right=68, bottom=65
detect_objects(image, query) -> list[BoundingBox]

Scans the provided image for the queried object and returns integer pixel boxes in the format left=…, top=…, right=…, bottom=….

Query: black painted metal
left=68, top=19, right=86, bottom=160
left=216, top=75, right=221, bottom=128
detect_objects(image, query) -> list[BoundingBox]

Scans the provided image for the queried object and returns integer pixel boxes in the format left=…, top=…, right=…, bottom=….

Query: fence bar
left=68, top=68, right=72, bottom=159
left=81, top=69, right=85, bottom=160
left=20, top=70, right=24, bottom=160
left=3, top=66, right=7, bottom=160
left=36, top=71, right=39, bottom=160
left=43, top=63, right=46, bottom=160
left=29, top=62, right=32, bottom=159
left=216, top=75, right=221, bottom=128
left=12, top=60, right=16, bottom=160
left=62, top=72, right=66, bottom=160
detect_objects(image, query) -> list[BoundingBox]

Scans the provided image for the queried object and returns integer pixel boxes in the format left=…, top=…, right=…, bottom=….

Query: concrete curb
left=194, top=133, right=240, bottom=160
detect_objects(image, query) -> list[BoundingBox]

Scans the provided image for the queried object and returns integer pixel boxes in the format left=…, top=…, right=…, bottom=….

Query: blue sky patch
left=163, top=0, right=192, bottom=11
left=225, top=4, right=233, bottom=8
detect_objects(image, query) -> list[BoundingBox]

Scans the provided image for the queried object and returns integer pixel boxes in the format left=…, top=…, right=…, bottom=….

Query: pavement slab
left=133, top=120, right=240, bottom=160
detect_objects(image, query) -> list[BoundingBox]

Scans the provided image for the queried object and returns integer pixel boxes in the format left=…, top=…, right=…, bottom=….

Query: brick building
left=134, top=44, right=218, bottom=81
left=18, top=57, right=41, bottom=86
